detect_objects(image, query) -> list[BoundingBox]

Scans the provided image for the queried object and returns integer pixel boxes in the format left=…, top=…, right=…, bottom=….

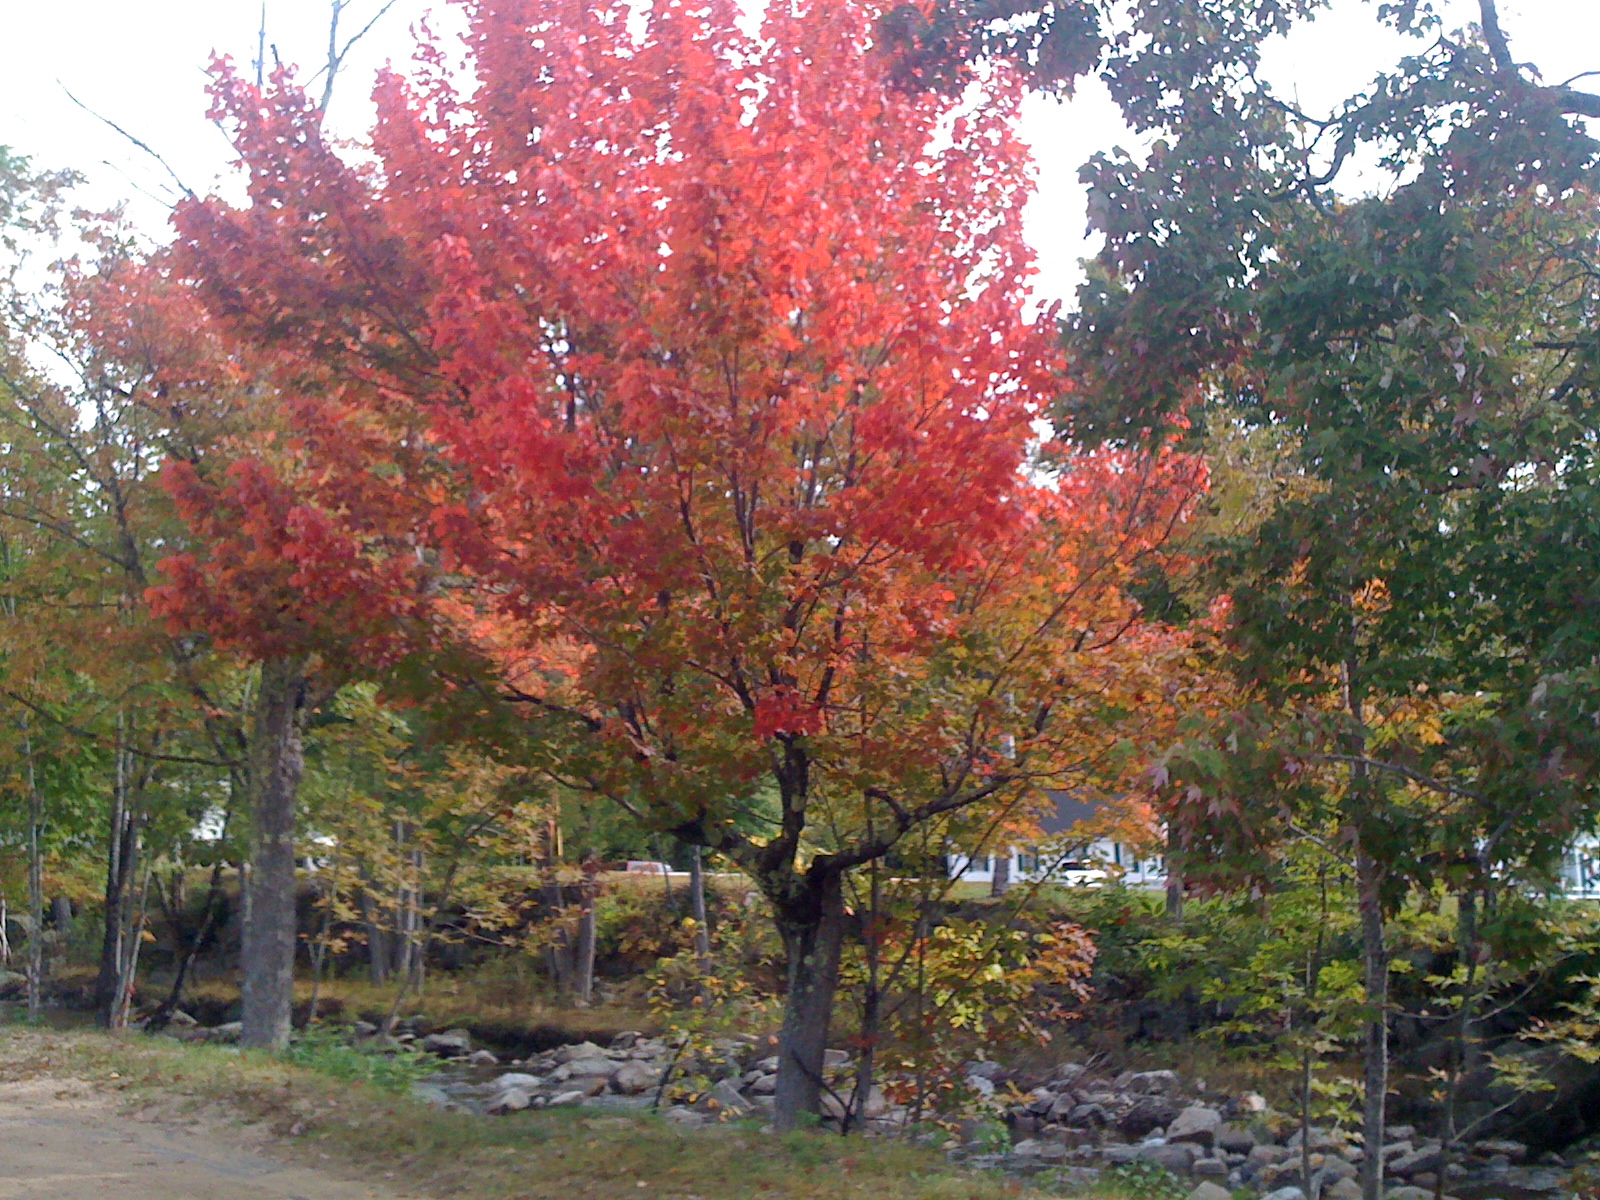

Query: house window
left=1019, top=853, right=1038, bottom=873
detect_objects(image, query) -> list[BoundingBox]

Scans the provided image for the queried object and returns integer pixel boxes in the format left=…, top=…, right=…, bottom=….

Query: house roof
left=1038, top=791, right=1103, bottom=837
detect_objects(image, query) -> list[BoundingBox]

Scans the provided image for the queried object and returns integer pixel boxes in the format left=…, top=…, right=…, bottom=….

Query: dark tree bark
left=771, top=868, right=847, bottom=1131
left=989, top=848, right=1012, bottom=897
left=574, top=881, right=597, bottom=1006
left=240, top=655, right=309, bottom=1050
left=95, top=723, right=135, bottom=1025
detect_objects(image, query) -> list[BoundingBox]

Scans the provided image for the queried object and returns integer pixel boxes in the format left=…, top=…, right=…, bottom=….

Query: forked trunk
left=772, top=869, right=847, bottom=1131
left=240, top=655, right=309, bottom=1050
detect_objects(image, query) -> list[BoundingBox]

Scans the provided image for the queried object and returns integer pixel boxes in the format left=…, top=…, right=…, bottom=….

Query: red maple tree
left=164, top=0, right=1206, bottom=1118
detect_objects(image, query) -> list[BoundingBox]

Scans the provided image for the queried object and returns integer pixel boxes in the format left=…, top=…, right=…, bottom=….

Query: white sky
left=2, top=0, right=1596, bottom=311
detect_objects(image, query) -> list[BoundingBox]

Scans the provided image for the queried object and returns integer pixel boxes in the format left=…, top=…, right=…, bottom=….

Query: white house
left=948, top=793, right=1167, bottom=890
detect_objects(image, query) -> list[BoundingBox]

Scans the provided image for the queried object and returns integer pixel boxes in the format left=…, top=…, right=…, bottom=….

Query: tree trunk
left=358, top=864, right=390, bottom=984
left=96, top=720, right=133, bottom=1025
left=1164, top=828, right=1185, bottom=919
left=772, top=869, right=848, bottom=1131
left=1356, top=843, right=1389, bottom=1200
left=240, top=655, right=309, bottom=1051
left=574, top=883, right=597, bottom=1006
left=689, top=845, right=711, bottom=963
left=989, top=848, right=1012, bottom=898
left=24, top=722, right=43, bottom=1020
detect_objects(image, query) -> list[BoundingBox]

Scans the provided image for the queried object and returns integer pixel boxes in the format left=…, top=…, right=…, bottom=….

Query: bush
left=280, top=1024, right=436, bottom=1094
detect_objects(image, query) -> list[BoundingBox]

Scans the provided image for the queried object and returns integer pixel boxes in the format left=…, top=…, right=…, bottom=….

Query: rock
left=421, top=1028, right=472, bottom=1056
left=1326, top=1179, right=1363, bottom=1200
left=1193, top=1157, right=1229, bottom=1178
left=823, top=1049, right=851, bottom=1069
left=487, top=1088, right=532, bottom=1114
left=548, top=1089, right=588, bottom=1106
left=749, top=1074, right=776, bottom=1096
left=609, top=1031, right=642, bottom=1050
left=1387, top=1126, right=1416, bottom=1143
left=755, top=1055, right=780, bottom=1073
left=492, top=1072, right=543, bottom=1090
left=1067, top=1103, right=1110, bottom=1129
left=1012, top=1139, right=1044, bottom=1158
left=1262, top=1188, right=1307, bottom=1200
left=1234, top=1092, right=1269, bottom=1114
left=1167, top=1106, right=1224, bottom=1148
left=1381, top=1142, right=1414, bottom=1162
left=966, top=1075, right=997, bottom=1098
left=1217, top=1126, right=1257, bottom=1154
left=1053, top=1062, right=1089, bottom=1087
left=1249, top=1145, right=1292, bottom=1167
left=1137, top=1142, right=1199, bottom=1173
left=1288, top=1127, right=1342, bottom=1153
left=1388, top=1147, right=1443, bottom=1177
left=662, top=1106, right=709, bottom=1128
left=167, top=1009, right=199, bottom=1028
left=612, top=1060, right=661, bottom=1095
left=467, top=1049, right=500, bottom=1067
left=1385, top=1188, right=1433, bottom=1200
left=207, top=1022, right=242, bottom=1043
left=565, top=1056, right=619, bottom=1079
left=701, top=1078, right=751, bottom=1115
left=1189, top=1182, right=1234, bottom=1200
left=553, top=1041, right=607, bottom=1064
left=1119, top=1096, right=1180, bottom=1138
left=1125, top=1070, right=1182, bottom=1095
left=1103, top=1145, right=1142, bottom=1165
left=351, top=1020, right=378, bottom=1037
left=1320, top=1156, right=1359, bottom=1181
left=1472, top=1139, right=1527, bottom=1162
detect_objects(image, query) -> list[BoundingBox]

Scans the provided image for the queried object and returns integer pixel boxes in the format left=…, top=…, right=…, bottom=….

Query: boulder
left=1249, top=1145, right=1292, bottom=1168
left=421, top=1028, right=472, bottom=1056
left=1119, top=1096, right=1180, bottom=1138
left=609, top=1031, right=643, bottom=1050
left=966, top=1075, right=997, bottom=1098
left=1385, top=1188, right=1433, bottom=1200
left=167, top=1009, right=199, bottom=1028
left=749, top=1074, right=776, bottom=1096
left=1053, top=1062, right=1089, bottom=1087
left=492, top=1072, right=543, bottom=1091
left=1217, top=1126, right=1257, bottom=1154
left=1471, top=1138, right=1528, bottom=1162
left=548, top=1089, right=588, bottom=1106
left=701, top=1078, right=751, bottom=1115
left=1326, top=1179, right=1362, bottom=1200
left=564, top=1056, right=619, bottom=1080
left=1192, top=1157, right=1229, bottom=1178
left=823, top=1049, right=851, bottom=1069
left=967, top=1059, right=1005, bottom=1082
left=612, top=1060, right=662, bottom=1095
left=1261, top=1188, right=1307, bottom=1200
left=662, top=1107, right=709, bottom=1128
left=487, top=1088, right=532, bottom=1114
left=1125, top=1070, right=1182, bottom=1095
left=207, top=1022, right=243, bottom=1043
left=1066, top=1103, right=1110, bottom=1129
left=1166, top=1106, right=1224, bottom=1148
left=468, top=1049, right=500, bottom=1067
left=1137, top=1142, right=1199, bottom=1173
left=1189, top=1182, right=1234, bottom=1200
left=1388, top=1148, right=1444, bottom=1178
left=553, top=1041, right=607, bottom=1064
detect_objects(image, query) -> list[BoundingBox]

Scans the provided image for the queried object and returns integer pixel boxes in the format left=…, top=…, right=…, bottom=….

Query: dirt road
left=0, top=1076, right=416, bottom=1200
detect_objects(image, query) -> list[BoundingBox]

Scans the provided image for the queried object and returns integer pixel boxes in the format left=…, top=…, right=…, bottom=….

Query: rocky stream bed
left=173, top=1015, right=1585, bottom=1200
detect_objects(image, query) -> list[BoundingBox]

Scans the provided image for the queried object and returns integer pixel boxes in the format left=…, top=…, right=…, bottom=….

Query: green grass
left=0, top=1025, right=1065, bottom=1200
